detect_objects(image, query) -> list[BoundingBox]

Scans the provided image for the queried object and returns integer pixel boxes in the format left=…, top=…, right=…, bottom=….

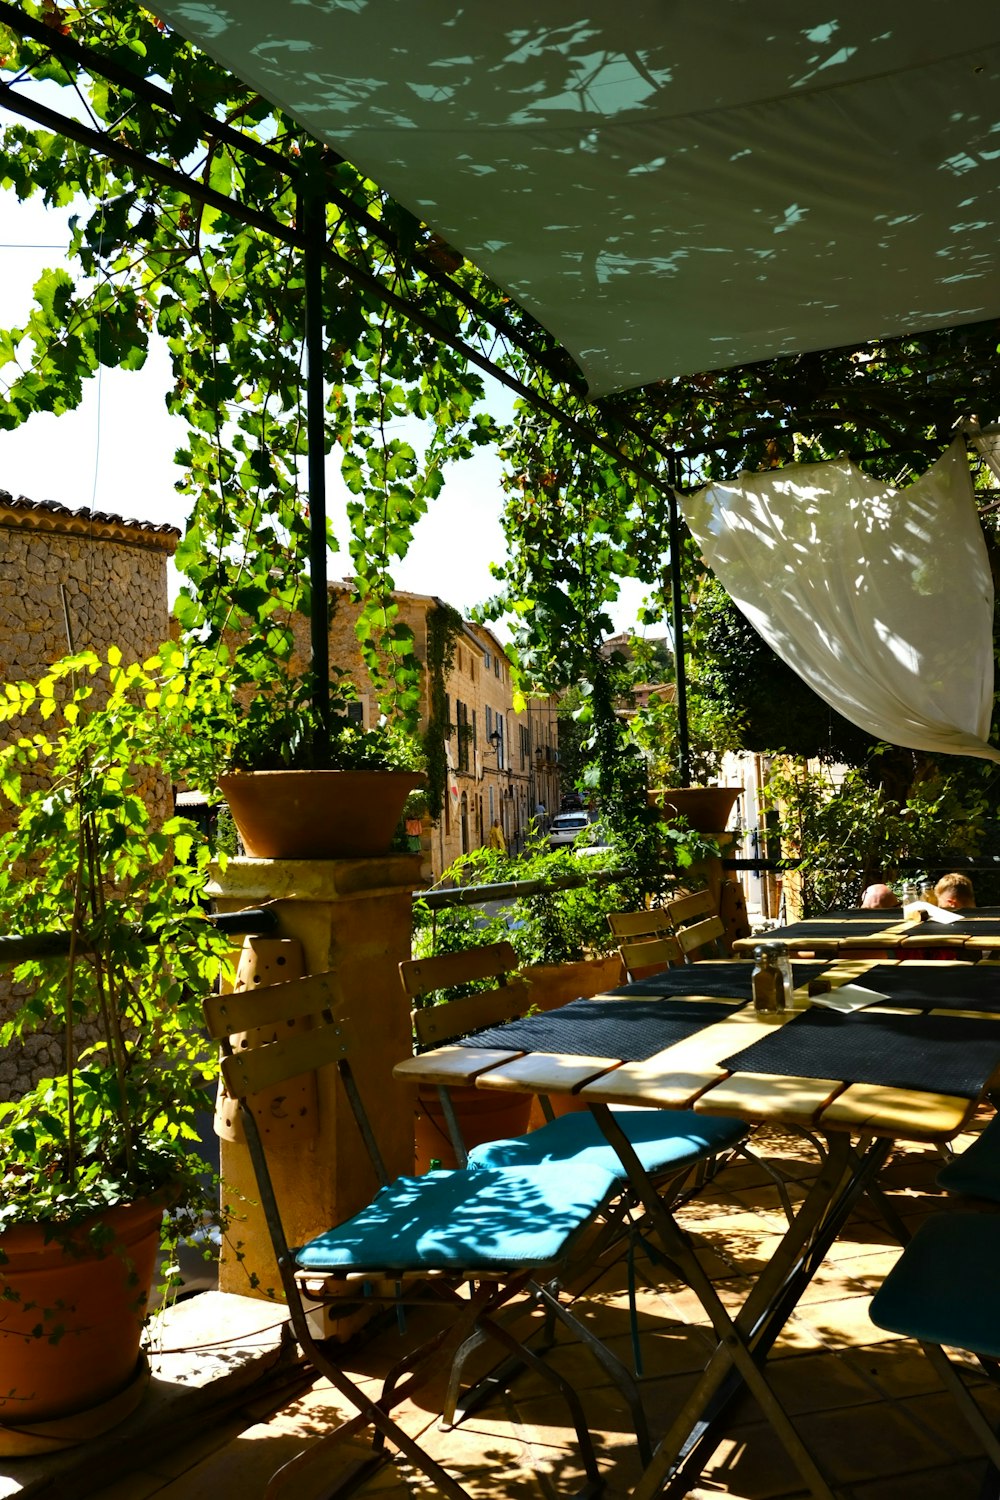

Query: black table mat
left=910, top=919, right=1000, bottom=939
left=719, top=1008, right=1000, bottom=1099
left=606, top=961, right=829, bottom=1001
left=461, top=995, right=740, bottom=1063
left=757, top=920, right=896, bottom=940
left=823, top=908, right=904, bottom=921
left=845, top=964, right=1000, bottom=1012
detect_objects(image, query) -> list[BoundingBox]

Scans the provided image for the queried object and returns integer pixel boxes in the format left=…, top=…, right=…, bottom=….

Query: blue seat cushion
left=294, top=1164, right=619, bottom=1273
left=467, top=1108, right=747, bottom=1178
left=937, top=1114, right=1000, bottom=1202
left=869, top=1211, right=1000, bottom=1358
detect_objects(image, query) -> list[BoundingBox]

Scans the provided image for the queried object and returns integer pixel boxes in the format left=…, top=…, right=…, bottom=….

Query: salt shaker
left=751, top=945, right=782, bottom=1013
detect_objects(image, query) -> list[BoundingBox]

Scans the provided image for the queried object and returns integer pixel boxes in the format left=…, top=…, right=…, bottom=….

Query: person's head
left=934, top=873, right=976, bottom=910
left=860, top=883, right=900, bottom=910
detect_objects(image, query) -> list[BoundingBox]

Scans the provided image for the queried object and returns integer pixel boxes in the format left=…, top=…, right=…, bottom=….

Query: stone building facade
left=0, top=493, right=179, bottom=1103
left=293, top=582, right=563, bottom=875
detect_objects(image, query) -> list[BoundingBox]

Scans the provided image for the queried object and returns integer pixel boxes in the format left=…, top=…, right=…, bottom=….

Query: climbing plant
left=0, top=1, right=504, bottom=727
left=422, top=600, right=462, bottom=819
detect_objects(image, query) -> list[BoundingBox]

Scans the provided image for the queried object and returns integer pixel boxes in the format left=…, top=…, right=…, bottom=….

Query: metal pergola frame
left=1, top=4, right=995, bottom=784
left=0, top=4, right=715, bottom=773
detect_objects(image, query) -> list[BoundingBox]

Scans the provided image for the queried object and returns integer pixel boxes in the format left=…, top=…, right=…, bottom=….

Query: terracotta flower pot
left=0, top=1197, right=164, bottom=1440
left=218, top=769, right=425, bottom=859
left=649, top=785, right=741, bottom=832
left=414, top=1084, right=533, bottom=1172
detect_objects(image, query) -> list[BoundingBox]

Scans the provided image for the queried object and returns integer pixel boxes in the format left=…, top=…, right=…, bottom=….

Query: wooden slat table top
left=393, top=1045, right=523, bottom=1085
left=475, top=1052, right=621, bottom=1095
left=694, top=1071, right=844, bottom=1126
left=394, top=961, right=997, bottom=1145
left=820, top=1082, right=976, bottom=1140
left=578, top=1005, right=796, bottom=1109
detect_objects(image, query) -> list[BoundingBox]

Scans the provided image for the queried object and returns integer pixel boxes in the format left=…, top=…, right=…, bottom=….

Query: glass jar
left=769, top=941, right=795, bottom=1009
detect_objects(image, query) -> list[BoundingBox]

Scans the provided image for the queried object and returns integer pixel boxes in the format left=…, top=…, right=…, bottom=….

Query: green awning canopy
left=152, top=4, right=1000, bottom=395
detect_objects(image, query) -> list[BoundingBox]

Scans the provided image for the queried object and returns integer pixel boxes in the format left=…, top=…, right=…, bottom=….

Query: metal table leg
left=590, top=1106, right=894, bottom=1500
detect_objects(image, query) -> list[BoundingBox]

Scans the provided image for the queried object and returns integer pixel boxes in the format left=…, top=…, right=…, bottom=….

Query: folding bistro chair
left=398, top=942, right=758, bottom=1399
left=666, top=888, right=728, bottom=960
left=936, top=1111, right=1000, bottom=1200
left=204, top=970, right=618, bottom=1499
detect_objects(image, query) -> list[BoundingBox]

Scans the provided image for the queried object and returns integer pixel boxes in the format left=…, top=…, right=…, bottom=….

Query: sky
left=0, top=194, right=650, bottom=644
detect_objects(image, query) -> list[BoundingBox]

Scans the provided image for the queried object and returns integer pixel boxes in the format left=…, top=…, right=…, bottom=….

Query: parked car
left=572, top=822, right=612, bottom=858
left=548, top=811, right=592, bottom=849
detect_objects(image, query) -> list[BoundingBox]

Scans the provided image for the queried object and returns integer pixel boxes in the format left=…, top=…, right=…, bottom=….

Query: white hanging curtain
left=682, top=441, right=1000, bottom=764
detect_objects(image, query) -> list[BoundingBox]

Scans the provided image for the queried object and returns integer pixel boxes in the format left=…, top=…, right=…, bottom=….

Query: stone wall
left=0, top=497, right=176, bottom=681
left=0, top=495, right=178, bottom=1103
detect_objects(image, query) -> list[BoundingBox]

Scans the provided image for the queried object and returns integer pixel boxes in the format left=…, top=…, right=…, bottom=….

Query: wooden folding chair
left=606, top=907, right=675, bottom=941
left=204, top=972, right=615, bottom=1499
left=618, top=933, right=684, bottom=982
left=398, top=942, right=745, bottom=1200
left=667, top=888, right=728, bottom=960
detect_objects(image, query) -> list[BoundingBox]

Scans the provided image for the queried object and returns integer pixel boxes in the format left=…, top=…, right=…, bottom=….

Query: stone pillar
left=206, top=853, right=425, bottom=1302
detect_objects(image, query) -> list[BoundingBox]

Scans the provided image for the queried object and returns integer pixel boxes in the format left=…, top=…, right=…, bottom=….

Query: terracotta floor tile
left=694, top=1421, right=812, bottom=1498
left=903, top=1386, right=1000, bottom=1461
left=81, top=1476, right=168, bottom=1500
left=792, top=1292, right=906, bottom=1350
left=792, top=1399, right=951, bottom=1484
left=760, top=1350, right=882, bottom=1416
left=841, top=1341, right=946, bottom=1400
left=845, top=1458, right=990, bottom=1499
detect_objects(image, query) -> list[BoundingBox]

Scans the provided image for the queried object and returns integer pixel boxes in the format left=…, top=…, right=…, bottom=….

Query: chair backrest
left=205, top=971, right=355, bottom=1103
left=399, top=941, right=531, bottom=1049
left=606, top=908, right=674, bottom=940
left=618, top=933, right=683, bottom=981
left=205, top=973, right=412, bottom=1297
left=666, top=889, right=727, bottom=960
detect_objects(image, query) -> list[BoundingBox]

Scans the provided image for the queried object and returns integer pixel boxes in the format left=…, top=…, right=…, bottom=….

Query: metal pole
left=302, top=164, right=330, bottom=736
left=666, top=457, right=691, bottom=785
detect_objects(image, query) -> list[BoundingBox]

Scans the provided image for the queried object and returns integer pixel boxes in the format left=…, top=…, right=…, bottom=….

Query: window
left=488, top=785, right=495, bottom=823
left=483, top=649, right=492, bottom=672
left=345, top=700, right=364, bottom=725
left=495, top=716, right=505, bottom=770
left=485, top=705, right=493, bottom=738
left=456, top=699, right=470, bottom=771
left=520, top=724, right=530, bottom=769
left=494, top=656, right=501, bottom=678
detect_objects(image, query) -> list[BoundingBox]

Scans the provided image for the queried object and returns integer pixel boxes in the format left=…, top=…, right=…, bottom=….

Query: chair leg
left=532, top=1279, right=653, bottom=1467
left=476, top=1309, right=605, bottom=1496
left=734, top=1142, right=796, bottom=1225
left=921, top=1342, right=1000, bottom=1474
left=289, top=1297, right=476, bottom=1500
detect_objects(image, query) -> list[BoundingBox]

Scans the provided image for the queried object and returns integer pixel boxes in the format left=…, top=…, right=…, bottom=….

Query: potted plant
left=195, top=662, right=426, bottom=861
left=629, top=694, right=743, bottom=832
left=0, top=647, right=231, bottom=1448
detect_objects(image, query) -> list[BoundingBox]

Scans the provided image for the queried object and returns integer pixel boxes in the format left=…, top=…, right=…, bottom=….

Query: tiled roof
left=0, top=492, right=180, bottom=548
